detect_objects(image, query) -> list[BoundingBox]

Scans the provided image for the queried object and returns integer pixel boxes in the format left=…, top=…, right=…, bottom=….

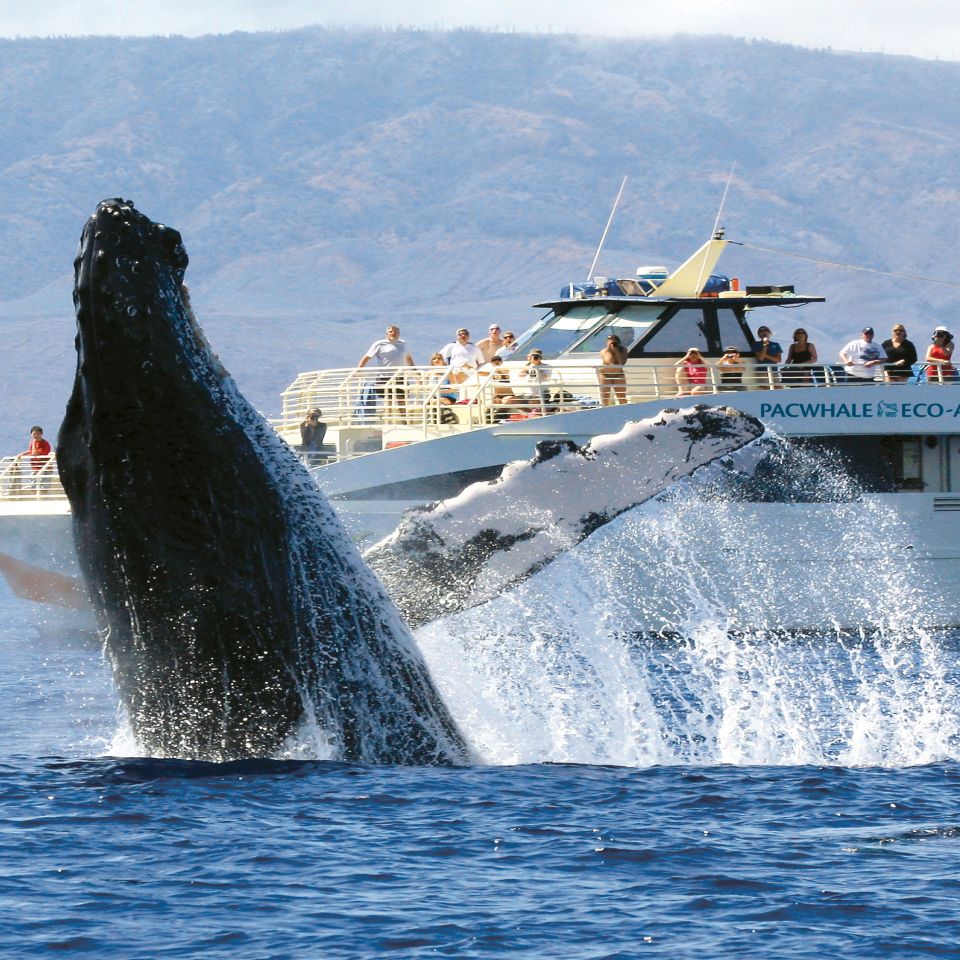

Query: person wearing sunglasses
left=496, top=332, right=518, bottom=358
left=925, top=326, right=956, bottom=382
left=440, top=328, right=484, bottom=384
left=477, top=324, right=506, bottom=362
left=882, top=324, right=917, bottom=383
left=783, top=328, right=818, bottom=385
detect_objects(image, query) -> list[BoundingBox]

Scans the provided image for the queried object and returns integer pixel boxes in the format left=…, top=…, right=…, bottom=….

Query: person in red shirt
left=18, top=425, right=52, bottom=472
left=675, top=348, right=708, bottom=396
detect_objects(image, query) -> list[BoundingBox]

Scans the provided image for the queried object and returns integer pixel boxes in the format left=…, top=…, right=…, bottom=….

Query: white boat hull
left=2, top=386, right=959, bottom=630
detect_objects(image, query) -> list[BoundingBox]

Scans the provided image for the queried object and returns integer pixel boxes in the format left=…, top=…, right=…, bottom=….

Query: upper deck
left=272, top=360, right=960, bottom=450
left=2, top=230, right=955, bottom=506
left=2, top=361, right=957, bottom=510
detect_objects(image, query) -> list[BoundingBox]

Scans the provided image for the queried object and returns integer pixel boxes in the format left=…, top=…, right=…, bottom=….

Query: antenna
left=712, top=162, right=736, bottom=239
left=587, top=176, right=628, bottom=281
left=694, top=163, right=736, bottom=294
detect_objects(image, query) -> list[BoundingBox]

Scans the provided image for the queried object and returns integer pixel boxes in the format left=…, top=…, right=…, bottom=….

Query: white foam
left=416, top=436, right=960, bottom=768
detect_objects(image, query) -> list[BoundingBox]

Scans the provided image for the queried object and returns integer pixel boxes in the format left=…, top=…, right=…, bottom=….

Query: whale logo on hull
left=57, top=199, right=470, bottom=764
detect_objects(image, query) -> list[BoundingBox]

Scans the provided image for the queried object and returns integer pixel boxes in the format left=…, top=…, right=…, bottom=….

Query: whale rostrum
left=57, top=198, right=471, bottom=764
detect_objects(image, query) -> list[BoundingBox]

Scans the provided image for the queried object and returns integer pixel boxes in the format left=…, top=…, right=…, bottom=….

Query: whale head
left=58, top=199, right=469, bottom=763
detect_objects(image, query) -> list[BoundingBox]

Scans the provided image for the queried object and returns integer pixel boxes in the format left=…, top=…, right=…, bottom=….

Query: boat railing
left=273, top=361, right=883, bottom=437
left=4, top=361, right=957, bottom=500
left=0, top=454, right=65, bottom=501
left=278, top=366, right=476, bottom=437
left=264, top=359, right=960, bottom=463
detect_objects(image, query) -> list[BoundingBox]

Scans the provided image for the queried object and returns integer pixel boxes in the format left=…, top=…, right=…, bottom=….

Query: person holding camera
left=598, top=334, right=629, bottom=405
left=675, top=348, right=708, bottom=396
left=514, top=349, right=552, bottom=412
left=299, top=409, right=327, bottom=452
left=716, top=347, right=745, bottom=391
left=752, top=326, right=783, bottom=365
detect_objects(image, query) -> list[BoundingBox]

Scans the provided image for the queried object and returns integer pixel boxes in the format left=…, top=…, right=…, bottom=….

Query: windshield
left=718, top=308, right=754, bottom=354
left=641, top=308, right=711, bottom=354
left=570, top=304, right=663, bottom=354
left=514, top=305, right=611, bottom=358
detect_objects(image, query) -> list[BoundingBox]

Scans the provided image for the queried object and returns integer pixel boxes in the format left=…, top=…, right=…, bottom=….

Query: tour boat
left=2, top=230, right=958, bottom=627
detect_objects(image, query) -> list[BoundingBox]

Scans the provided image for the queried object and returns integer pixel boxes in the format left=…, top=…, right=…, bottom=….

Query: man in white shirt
left=357, top=325, right=414, bottom=370
left=440, top=328, right=484, bottom=383
left=476, top=324, right=505, bottom=362
left=839, top=326, right=886, bottom=382
left=356, top=325, right=414, bottom=419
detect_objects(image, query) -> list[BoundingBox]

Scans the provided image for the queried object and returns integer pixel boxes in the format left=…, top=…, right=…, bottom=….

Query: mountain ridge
left=1, top=27, right=958, bottom=452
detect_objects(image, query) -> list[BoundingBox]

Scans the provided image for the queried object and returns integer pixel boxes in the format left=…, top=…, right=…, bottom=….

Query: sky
left=1, top=0, right=959, bottom=62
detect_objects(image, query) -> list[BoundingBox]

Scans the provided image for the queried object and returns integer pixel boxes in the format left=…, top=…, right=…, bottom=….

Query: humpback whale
left=365, top=407, right=764, bottom=628
left=57, top=199, right=470, bottom=764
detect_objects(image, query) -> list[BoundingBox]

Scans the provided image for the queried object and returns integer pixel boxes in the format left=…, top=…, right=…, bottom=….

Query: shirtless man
left=598, top=334, right=629, bottom=405
left=476, top=324, right=506, bottom=363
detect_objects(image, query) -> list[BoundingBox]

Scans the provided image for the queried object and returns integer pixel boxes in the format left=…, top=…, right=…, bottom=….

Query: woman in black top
left=783, top=328, right=818, bottom=384
left=882, top=324, right=917, bottom=382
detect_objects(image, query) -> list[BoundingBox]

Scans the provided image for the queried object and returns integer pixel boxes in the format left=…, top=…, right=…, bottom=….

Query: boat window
left=515, top=305, right=611, bottom=358
left=641, top=308, right=711, bottom=354
left=717, top=308, right=754, bottom=353
left=570, top=304, right=663, bottom=354
left=509, top=309, right=553, bottom=356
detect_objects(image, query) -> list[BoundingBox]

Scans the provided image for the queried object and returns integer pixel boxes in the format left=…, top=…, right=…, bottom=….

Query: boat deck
left=2, top=361, right=956, bottom=505
left=0, top=456, right=67, bottom=506
left=272, top=360, right=958, bottom=457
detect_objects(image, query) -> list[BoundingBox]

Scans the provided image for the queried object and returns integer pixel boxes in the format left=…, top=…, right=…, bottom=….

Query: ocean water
left=3, top=487, right=960, bottom=958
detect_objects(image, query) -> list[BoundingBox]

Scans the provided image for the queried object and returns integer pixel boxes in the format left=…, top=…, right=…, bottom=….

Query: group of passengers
left=357, top=324, right=519, bottom=378
left=468, top=344, right=567, bottom=418
left=675, top=343, right=753, bottom=395
left=838, top=324, right=955, bottom=382
left=829, top=323, right=953, bottom=382
left=674, top=322, right=955, bottom=394
left=435, top=325, right=521, bottom=382
left=349, top=324, right=561, bottom=422
left=338, top=317, right=958, bottom=434
left=674, top=323, right=796, bottom=394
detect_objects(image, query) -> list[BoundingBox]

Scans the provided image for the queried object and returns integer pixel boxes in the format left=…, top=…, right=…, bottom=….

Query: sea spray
left=416, top=434, right=960, bottom=768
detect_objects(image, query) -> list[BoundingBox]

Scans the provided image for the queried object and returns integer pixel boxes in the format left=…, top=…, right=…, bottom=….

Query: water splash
left=417, top=435, right=960, bottom=768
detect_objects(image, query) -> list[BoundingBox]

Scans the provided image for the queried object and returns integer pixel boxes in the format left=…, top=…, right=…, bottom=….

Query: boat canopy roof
left=515, top=235, right=824, bottom=360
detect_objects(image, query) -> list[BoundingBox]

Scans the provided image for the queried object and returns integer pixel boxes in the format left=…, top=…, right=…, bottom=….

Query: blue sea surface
left=3, top=586, right=960, bottom=959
